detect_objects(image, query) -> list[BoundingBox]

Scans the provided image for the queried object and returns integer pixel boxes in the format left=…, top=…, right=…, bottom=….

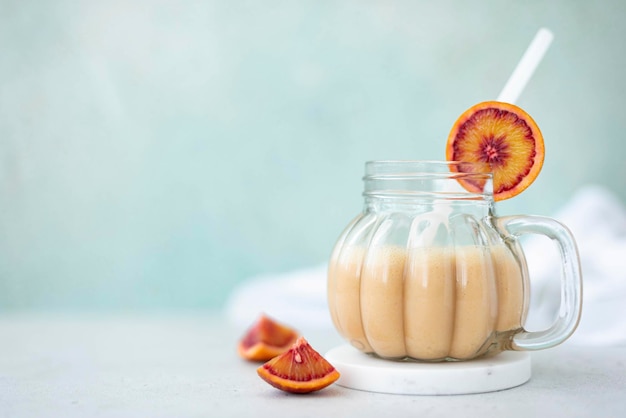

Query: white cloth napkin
left=225, top=263, right=333, bottom=332
left=226, top=184, right=626, bottom=346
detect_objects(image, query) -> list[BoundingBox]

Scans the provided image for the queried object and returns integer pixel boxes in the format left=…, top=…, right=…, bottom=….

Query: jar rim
left=365, top=160, right=492, bottom=176
left=363, top=160, right=494, bottom=200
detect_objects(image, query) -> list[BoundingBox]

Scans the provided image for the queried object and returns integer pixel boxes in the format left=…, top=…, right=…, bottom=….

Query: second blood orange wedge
left=237, top=314, right=299, bottom=362
left=446, top=101, right=545, bottom=201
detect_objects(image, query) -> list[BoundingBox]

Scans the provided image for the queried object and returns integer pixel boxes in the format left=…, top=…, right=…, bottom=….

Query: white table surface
left=1, top=312, right=625, bottom=418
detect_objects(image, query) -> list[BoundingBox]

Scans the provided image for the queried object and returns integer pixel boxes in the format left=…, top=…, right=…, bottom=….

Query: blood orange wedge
left=446, top=101, right=545, bottom=201
left=257, top=336, right=340, bottom=394
left=237, top=314, right=299, bottom=362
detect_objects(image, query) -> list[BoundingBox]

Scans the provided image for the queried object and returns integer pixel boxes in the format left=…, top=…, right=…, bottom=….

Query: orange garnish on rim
left=446, top=101, right=545, bottom=201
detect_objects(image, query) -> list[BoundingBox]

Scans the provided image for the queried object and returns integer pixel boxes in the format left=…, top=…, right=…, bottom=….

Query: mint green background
left=1, top=1, right=625, bottom=311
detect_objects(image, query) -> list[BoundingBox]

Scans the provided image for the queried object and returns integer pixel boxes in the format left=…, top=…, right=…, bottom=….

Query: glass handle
left=496, top=215, right=583, bottom=351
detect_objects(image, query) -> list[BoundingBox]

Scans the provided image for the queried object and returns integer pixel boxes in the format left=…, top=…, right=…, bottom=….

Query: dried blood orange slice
left=237, top=314, right=299, bottom=362
left=446, top=101, right=545, bottom=201
left=257, top=337, right=340, bottom=394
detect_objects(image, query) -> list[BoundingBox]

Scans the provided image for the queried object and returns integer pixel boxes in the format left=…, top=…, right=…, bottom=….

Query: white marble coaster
left=325, top=345, right=531, bottom=395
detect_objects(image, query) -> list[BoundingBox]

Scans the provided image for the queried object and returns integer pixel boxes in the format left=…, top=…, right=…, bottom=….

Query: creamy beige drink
left=328, top=244, right=525, bottom=361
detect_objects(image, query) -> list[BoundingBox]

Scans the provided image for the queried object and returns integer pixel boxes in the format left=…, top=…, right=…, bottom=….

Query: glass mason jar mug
left=327, top=161, right=582, bottom=362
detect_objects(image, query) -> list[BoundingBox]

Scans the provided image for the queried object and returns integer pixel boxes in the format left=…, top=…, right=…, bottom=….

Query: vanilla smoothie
left=327, top=245, right=374, bottom=353
left=328, top=244, right=525, bottom=361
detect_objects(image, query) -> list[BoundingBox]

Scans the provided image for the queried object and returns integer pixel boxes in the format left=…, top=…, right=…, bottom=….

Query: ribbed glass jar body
left=327, top=161, right=529, bottom=361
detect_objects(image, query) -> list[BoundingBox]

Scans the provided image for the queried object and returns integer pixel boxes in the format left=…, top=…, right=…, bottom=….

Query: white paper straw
left=497, top=28, right=554, bottom=104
